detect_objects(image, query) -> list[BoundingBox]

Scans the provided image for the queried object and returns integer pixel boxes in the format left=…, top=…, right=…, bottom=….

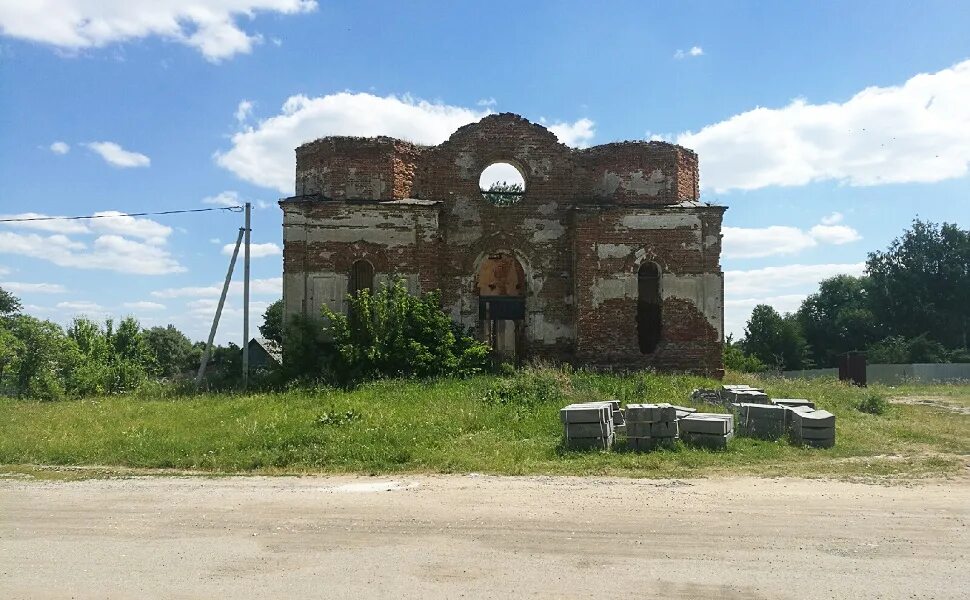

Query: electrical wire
left=0, top=206, right=243, bottom=223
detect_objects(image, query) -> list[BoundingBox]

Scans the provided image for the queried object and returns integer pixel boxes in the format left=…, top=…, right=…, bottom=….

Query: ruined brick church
left=280, top=114, right=725, bottom=376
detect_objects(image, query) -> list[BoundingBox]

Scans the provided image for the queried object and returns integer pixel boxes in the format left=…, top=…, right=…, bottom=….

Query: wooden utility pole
left=242, top=202, right=251, bottom=391
left=195, top=227, right=244, bottom=389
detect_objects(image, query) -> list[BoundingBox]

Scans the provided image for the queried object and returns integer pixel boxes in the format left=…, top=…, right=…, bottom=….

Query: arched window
left=479, top=162, right=526, bottom=206
left=637, top=262, right=661, bottom=354
left=349, top=259, right=374, bottom=296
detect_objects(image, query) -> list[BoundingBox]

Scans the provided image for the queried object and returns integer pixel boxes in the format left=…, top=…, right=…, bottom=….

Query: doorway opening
left=477, top=252, right=526, bottom=362
left=637, top=262, right=662, bottom=354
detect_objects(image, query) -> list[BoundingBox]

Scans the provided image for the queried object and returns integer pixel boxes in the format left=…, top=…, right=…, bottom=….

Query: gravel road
left=1, top=474, right=967, bottom=599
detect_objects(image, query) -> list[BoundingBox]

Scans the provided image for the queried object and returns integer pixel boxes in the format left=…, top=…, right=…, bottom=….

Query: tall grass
left=1, top=368, right=967, bottom=480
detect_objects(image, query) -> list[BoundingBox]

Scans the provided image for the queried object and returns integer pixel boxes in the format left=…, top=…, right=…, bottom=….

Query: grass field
left=1, top=367, right=968, bottom=481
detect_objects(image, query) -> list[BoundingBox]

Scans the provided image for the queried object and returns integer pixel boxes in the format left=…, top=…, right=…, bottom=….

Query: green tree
left=866, top=219, right=970, bottom=350
left=322, top=279, right=490, bottom=385
left=742, top=305, right=811, bottom=371
left=259, top=299, right=284, bottom=344
left=0, top=285, right=21, bottom=316
left=7, top=315, right=78, bottom=399
left=144, top=325, right=198, bottom=378
left=482, top=181, right=523, bottom=206
left=796, top=275, right=880, bottom=367
left=723, top=334, right=767, bottom=373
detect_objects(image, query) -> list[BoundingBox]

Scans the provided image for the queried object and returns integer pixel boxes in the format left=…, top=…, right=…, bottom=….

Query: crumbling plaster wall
left=281, top=113, right=724, bottom=374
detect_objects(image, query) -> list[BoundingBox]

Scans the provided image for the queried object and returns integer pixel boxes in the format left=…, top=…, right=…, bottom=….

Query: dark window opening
left=349, top=259, right=375, bottom=296
left=637, top=262, right=661, bottom=354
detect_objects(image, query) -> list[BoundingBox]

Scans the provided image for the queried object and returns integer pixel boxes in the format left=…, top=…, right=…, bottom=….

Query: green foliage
left=5, top=315, right=78, bottom=400
left=482, top=365, right=571, bottom=406
left=857, top=391, right=888, bottom=415
left=723, top=335, right=767, bottom=373
left=144, top=325, right=199, bottom=378
left=866, top=219, right=970, bottom=350
left=482, top=181, right=524, bottom=206
left=742, top=305, right=812, bottom=371
left=0, top=285, right=22, bottom=316
left=259, top=299, right=284, bottom=344
left=322, top=279, right=491, bottom=385
left=796, top=275, right=881, bottom=367
left=281, top=313, right=335, bottom=383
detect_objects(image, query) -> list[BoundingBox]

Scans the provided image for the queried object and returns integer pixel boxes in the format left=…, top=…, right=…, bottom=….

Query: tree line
left=727, top=219, right=970, bottom=371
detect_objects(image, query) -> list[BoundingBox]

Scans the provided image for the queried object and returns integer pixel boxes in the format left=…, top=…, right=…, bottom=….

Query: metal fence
left=781, top=363, right=970, bottom=384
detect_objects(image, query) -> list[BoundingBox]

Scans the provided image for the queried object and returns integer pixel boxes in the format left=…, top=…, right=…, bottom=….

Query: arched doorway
left=349, top=259, right=374, bottom=297
left=477, top=252, right=526, bottom=363
left=637, top=262, right=662, bottom=353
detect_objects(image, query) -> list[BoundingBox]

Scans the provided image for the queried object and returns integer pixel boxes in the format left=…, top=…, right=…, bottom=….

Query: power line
left=0, top=206, right=243, bottom=223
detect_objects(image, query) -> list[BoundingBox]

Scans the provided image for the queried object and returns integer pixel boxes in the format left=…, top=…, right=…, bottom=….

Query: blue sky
left=1, top=1, right=968, bottom=343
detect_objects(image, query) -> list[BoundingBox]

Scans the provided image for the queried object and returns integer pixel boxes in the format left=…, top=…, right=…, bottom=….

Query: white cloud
left=724, top=215, right=861, bottom=258
left=0, top=266, right=10, bottom=276
left=0, top=212, right=91, bottom=234
left=49, top=141, right=69, bottom=154
left=56, top=300, right=105, bottom=313
left=215, top=92, right=600, bottom=193
left=216, top=92, right=492, bottom=193
left=222, top=242, right=281, bottom=258
left=235, top=99, right=254, bottom=123
left=0, top=281, right=67, bottom=294
left=209, top=238, right=221, bottom=244
left=480, top=163, right=525, bottom=189
left=85, top=141, right=150, bottom=168
left=152, top=276, right=282, bottom=299
left=545, top=117, right=596, bottom=148
left=820, top=211, right=844, bottom=225
left=1, top=211, right=172, bottom=244
left=122, top=301, right=166, bottom=310
left=202, top=190, right=243, bottom=207
left=808, top=223, right=862, bottom=245
left=0, top=1, right=318, bottom=62
left=674, top=46, right=704, bottom=59
left=0, top=231, right=184, bottom=275
left=678, top=59, right=970, bottom=192
left=725, top=262, right=866, bottom=298
left=477, top=97, right=497, bottom=107
left=723, top=262, right=867, bottom=339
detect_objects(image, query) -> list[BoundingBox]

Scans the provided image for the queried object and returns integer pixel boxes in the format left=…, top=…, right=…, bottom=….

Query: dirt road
left=1, top=474, right=967, bottom=599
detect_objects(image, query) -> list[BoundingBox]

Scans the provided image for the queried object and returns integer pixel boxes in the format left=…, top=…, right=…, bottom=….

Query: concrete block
left=783, top=406, right=816, bottom=431
left=681, top=430, right=734, bottom=450
left=791, top=409, right=835, bottom=429
left=560, top=404, right=610, bottom=424
left=734, top=390, right=770, bottom=404
left=565, top=422, right=611, bottom=439
left=679, top=413, right=733, bottom=435
left=625, top=403, right=676, bottom=423
left=771, top=398, right=816, bottom=410
left=612, top=410, right=625, bottom=426
left=565, top=434, right=614, bottom=451
left=733, top=403, right=786, bottom=440
left=793, top=426, right=835, bottom=441
left=650, top=421, right=678, bottom=438
left=627, top=436, right=676, bottom=452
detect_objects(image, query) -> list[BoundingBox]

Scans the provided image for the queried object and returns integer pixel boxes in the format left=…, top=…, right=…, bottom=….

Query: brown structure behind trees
left=280, top=113, right=726, bottom=375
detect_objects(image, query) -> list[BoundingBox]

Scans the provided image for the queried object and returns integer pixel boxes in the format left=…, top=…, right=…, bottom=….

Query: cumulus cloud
left=215, top=92, right=597, bottom=193
left=0, top=281, right=66, bottom=294
left=0, top=231, right=183, bottom=275
left=152, top=277, right=282, bottom=299
left=674, top=46, right=704, bottom=59
left=678, top=59, right=970, bottom=192
left=545, top=117, right=596, bottom=148
left=820, top=211, right=844, bottom=225
left=56, top=300, right=105, bottom=313
left=202, top=190, right=243, bottom=207
left=0, top=1, right=318, bottom=62
left=85, top=141, right=150, bottom=168
left=724, top=215, right=862, bottom=258
left=0, top=211, right=172, bottom=244
left=235, top=99, right=254, bottom=123
left=122, top=301, right=166, bottom=310
left=723, top=262, right=867, bottom=338
left=223, top=242, right=281, bottom=258
left=49, top=141, right=69, bottom=154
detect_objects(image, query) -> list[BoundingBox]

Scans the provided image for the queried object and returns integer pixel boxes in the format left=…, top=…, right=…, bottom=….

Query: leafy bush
left=322, top=279, right=490, bottom=386
left=482, top=365, right=571, bottom=406
left=857, top=391, right=889, bottom=415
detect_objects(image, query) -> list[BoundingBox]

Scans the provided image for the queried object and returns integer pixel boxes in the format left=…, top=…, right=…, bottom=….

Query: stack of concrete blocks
left=625, top=403, right=678, bottom=451
left=673, top=405, right=697, bottom=419
left=607, top=400, right=625, bottom=434
left=679, top=413, right=734, bottom=449
left=732, top=403, right=787, bottom=440
left=560, top=402, right=615, bottom=450
left=788, top=408, right=836, bottom=448
left=691, top=389, right=721, bottom=404
left=720, top=385, right=769, bottom=405
left=771, top=398, right=816, bottom=410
